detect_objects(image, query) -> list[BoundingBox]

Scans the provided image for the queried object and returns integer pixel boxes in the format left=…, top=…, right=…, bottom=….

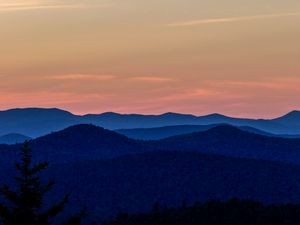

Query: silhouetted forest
left=2, top=140, right=300, bottom=224
left=103, top=199, right=300, bottom=225
left=0, top=142, right=83, bottom=225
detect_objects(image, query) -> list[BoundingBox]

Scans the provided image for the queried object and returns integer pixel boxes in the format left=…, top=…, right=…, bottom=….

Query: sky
left=0, top=0, right=300, bottom=118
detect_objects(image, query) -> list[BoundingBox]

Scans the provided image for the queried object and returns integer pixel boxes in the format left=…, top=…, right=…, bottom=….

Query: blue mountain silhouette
left=0, top=108, right=300, bottom=137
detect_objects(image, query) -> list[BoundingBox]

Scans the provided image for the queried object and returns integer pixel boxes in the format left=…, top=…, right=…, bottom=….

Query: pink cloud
left=129, top=76, right=175, bottom=82
left=49, top=74, right=117, bottom=81
left=0, top=2, right=111, bottom=12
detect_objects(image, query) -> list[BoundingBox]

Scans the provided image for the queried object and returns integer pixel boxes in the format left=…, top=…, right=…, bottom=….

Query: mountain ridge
left=0, top=133, right=31, bottom=145
left=0, top=108, right=300, bottom=137
left=116, top=124, right=300, bottom=140
left=1, top=124, right=300, bottom=219
left=1, top=124, right=300, bottom=165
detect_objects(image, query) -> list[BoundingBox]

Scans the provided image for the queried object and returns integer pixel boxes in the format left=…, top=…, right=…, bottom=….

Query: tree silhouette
left=0, top=141, right=81, bottom=225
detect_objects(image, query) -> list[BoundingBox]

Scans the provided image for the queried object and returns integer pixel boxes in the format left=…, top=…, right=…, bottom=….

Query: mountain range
left=116, top=124, right=300, bottom=140
left=1, top=124, right=300, bottom=165
left=1, top=123, right=300, bottom=220
left=1, top=108, right=300, bottom=138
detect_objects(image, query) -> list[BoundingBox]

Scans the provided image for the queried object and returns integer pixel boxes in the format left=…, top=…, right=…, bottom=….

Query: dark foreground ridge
left=2, top=124, right=300, bottom=222
left=103, top=199, right=300, bottom=225
left=46, top=150, right=300, bottom=219
left=2, top=147, right=300, bottom=220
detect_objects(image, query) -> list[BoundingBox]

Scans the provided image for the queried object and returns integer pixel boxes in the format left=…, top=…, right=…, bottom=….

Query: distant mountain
left=116, top=124, right=220, bottom=140
left=87, top=111, right=292, bottom=134
left=83, top=112, right=201, bottom=130
left=29, top=124, right=146, bottom=163
left=26, top=124, right=300, bottom=165
left=0, top=124, right=147, bottom=167
left=0, top=108, right=300, bottom=137
left=0, top=133, right=31, bottom=144
left=116, top=124, right=300, bottom=140
left=0, top=108, right=80, bottom=137
left=1, top=124, right=300, bottom=166
left=272, top=110, right=300, bottom=125
left=156, top=125, right=300, bottom=165
left=239, top=126, right=277, bottom=137
left=240, top=126, right=300, bottom=138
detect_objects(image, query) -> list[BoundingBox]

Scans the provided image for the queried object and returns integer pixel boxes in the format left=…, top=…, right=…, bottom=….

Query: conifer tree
left=0, top=141, right=81, bottom=225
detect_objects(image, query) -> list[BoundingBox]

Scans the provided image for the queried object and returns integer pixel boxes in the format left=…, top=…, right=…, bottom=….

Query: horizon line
left=0, top=106, right=298, bottom=120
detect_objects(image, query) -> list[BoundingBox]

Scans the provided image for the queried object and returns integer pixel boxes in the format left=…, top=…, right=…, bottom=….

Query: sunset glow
left=1, top=0, right=300, bottom=118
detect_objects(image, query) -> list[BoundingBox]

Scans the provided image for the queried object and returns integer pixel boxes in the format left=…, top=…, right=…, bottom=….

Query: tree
left=0, top=141, right=82, bottom=225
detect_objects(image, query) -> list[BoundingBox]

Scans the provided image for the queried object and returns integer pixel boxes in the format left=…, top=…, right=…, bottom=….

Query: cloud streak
left=167, top=12, right=300, bottom=27
left=0, top=1, right=111, bottom=12
left=130, top=76, right=175, bottom=83
left=49, top=74, right=116, bottom=81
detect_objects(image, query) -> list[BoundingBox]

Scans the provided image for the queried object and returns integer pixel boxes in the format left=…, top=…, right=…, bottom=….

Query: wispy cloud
left=167, top=12, right=300, bottom=27
left=203, top=78, right=300, bottom=92
left=0, top=1, right=111, bottom=12
left=49, top=74, right=116, bottom=81
left=130, top=76, right=175, bottom=83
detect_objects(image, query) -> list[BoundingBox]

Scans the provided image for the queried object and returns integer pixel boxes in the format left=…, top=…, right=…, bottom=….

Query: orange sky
left=0, top=0, right=300, bottom=118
